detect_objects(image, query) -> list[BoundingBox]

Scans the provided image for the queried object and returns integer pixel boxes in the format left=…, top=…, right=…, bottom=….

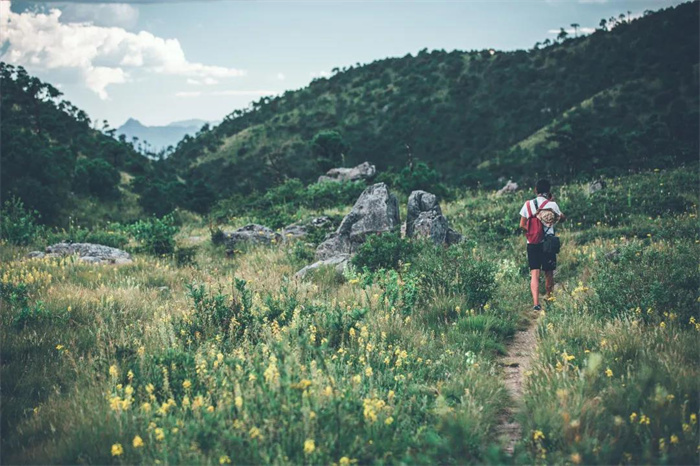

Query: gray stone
left=42, top=242, right=132, bottom=264
left=223, top=224, right=281, bottom=249
left=26, top=251, right=45, bottom=259
left=588, top=180, right=606, bottom=195
left=405, top=190, right=463, bottom=245
left=315, top=183, right=399, bottom=260
left=294, top=254, right=351, bottom=280
left=497, top=180, right=519, bottom=195
left=318, top=161, right=376, bottom=183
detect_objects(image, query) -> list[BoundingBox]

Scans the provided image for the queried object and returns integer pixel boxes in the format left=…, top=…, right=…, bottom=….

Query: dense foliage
left=0, top=63, right=148, bottom=224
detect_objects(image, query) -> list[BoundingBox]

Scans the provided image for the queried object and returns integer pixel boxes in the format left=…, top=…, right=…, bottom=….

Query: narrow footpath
left=496, top=309, right=539, bottom=456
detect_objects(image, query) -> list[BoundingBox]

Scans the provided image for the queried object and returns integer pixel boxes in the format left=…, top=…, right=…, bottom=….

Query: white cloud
left=175, top=89, right=279, bottom=98
left=60, top=3, right=140, bottom=29
left=310, top=70, right=331, bottom=78
left=277, top=72, right=286, bottom=80
left=547, top=26, right=596, bottom=35
left=579, top=0, right=608, bottom=4
left=186, top=77, right=219, bottom=85
left=0, top=1, right=245, bottom=99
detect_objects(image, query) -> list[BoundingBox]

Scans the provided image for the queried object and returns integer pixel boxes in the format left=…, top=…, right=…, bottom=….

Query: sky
left=1, top=0, right=688, bottom=128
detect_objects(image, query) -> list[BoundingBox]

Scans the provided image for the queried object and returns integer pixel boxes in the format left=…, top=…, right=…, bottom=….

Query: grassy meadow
left=1, top=167, right=698, bottom=464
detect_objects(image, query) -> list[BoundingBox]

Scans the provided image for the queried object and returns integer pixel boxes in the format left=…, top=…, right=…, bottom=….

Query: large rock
left=223, top=224, right=281, bottom=250
left=318, top=161, right=376, bottom=183
left=297, top=183, right=399, bottom=278
left=406, top=190, right=463, bottom=245
left=316, top=182, right=399, bottom=259
left=497, top=180, right=518, bottom=195
left=294, top=254, right=351, bottom=279
left=28, top=242, right=132, bottom=264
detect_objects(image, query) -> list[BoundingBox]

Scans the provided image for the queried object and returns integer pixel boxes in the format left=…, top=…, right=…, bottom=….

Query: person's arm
left=520, top=216, right=528, bottom=231
left=559, top=213, right=567, bottom=222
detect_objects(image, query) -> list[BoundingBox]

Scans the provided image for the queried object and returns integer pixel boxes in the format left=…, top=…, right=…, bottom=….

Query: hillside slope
left=167, top=2, right=698, bottom=199
left=0, top=64, right=149, bottom=225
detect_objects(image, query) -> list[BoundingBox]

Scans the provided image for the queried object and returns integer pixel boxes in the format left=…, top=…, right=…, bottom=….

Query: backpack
left=524, top=199, right=550, bottom=245
left=525, top=199, right=562, bottom=254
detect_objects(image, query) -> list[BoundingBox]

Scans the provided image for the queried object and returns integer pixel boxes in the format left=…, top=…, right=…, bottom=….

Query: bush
left=0, top=197, right=43, bottom=246
left=174, top=246, right=198, bottom=266
left=126, top=214, right=178, bottom=255
left=351, top=232, right=420, bottom=272
left=44, top=223, right=129, bottom=249
left=73, top=158, right=121, bottom=200
left=378, top=162, right=450, bottom=198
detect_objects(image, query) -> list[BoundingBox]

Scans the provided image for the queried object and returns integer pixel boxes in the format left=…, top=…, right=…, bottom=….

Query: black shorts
left=527, top=243, right=556, bottom=271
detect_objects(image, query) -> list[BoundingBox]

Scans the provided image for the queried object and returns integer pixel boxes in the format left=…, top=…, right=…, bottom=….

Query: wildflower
left=249, top=427, right=261, bottom=439
left=629, top=412, right=637, bottom=423
left=682, top=423, right=690, bottom=433
left=324, top=386, right=333, bottom=397
left=56, top=344, right=64, bottom=351
left=640, top=414, right=650, bottom=425
left=352, top=374, right=362, bottom=384
left=141, top=402, right=151, bottom=413
left=670, top=434, right=679, bottom=444
left=385, top=416, right=394, bottom=426
left=570, top=453, right=582, bottom=464
left=127, top=370, right=134, bottom=382
left=137, top=346, right=145, bottom=356
left=388, top=390, right=395, bottom=401
left=660, top=321, right=666, bottom=329
left=111, top=443, right=124, bottom=456
left=533, top=430, right=545, bottom=441
left=691, top=413, right=697, bottom=424
left=133, top=435, right=144, bottom=448
left=125, top=385, right=134, bottom=396
left=207, top=405, right=215, bottom=413
left=304, top=438, right=315, bottom=455
left=183, top=379, right=192, bottom=390
left=146, top=383, right=155, bottom=394
left=365, top=366, right=373, bottom=377
left=155, top=428, right=165, bottom=441
left=109, top=365, right=119, bottom=378
left=605, top=367, right=613, bottom=378
left=219, top=455, right=232, bottom=464
left=235, top=396, right=243, bottom=409
left=339, top=457, right=351, bottom=466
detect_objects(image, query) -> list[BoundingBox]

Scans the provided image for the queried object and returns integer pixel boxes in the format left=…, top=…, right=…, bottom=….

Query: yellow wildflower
left=570, top=453, right=582, bottom=464
left=141, top=402, right=152, bottom=413
left=111, top=443, right=123, bottom=456
left=691, top=413, right=697, bottom=424
left=629, top=412, right=637, bottom=423
left=155, top=428, right=165, bottom=441
left=249, top=427, right=262, bottom=439
left=533, top=430, right=545, bottom=441
left=109, top=365, right=119, bottom=378
left=605, top=367, right=613, bottom=378
left=670, top=434, right=679, bottom=444
left=339, top=457, right=351, bottom=466
left=133, top=435, right=144, bottom=448
left=365, top=366, right=373, bottom=377
left=235, top=396, right=243, bottom=409
left=304, top=438, right=315, bottom=455
left=219, top=455, right=232, bottom=464
left=385, top=416, right=394, bottom=426
left=183, top=379, right=192, bottom=390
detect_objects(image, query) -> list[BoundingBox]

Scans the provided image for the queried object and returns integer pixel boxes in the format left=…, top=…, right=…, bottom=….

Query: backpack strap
left=539, top=199, right=550, bottom=212
left=525, top=200, right=534, bottom=218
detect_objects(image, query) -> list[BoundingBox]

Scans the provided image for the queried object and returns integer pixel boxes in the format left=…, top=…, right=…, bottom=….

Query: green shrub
left=73, top=158, right=121, bottom=200
left=174, top=246, right=198, bottom=266
left=44, top=223, right=129, bottom=249
left=378, top=162, right=450, bottom=198
left=0, top=197, right=43, bottom=246
left=351, top=232, right=419, bottom=272
left=126, top=214, right=178, bottom=255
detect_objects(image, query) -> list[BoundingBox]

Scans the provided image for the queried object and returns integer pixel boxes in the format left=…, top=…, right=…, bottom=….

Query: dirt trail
left=496, top=309, right=539, bottom=456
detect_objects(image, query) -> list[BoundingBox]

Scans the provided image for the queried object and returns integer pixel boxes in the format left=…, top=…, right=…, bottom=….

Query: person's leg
left=530, top=269, right=541, bottom=306
left=544, top=270, right=554, bottom=295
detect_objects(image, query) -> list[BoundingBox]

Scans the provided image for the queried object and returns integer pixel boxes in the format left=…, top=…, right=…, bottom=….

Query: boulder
left=405, top=190, right=463, bottom=245
left=588, top=180, right=606, bottom=195
left=497, top=180, right=518, bottom=195
left=223, top=224, right=281, bottom=250
left=297, top=183, right=400, bottom=278
left=318, top=161, right=376, bottom=183
left=28, top=242, right=133, bottom=264
left=294, top=254, right=351, bottom=279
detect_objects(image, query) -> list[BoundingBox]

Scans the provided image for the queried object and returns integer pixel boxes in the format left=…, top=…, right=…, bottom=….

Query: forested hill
left=0, top=63, right=149, bottom=225
left=168, top=1, right=698, bottom=198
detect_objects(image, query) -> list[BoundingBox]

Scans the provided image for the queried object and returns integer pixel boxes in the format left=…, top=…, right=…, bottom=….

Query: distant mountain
left=117, top=118, right=218, bottom=154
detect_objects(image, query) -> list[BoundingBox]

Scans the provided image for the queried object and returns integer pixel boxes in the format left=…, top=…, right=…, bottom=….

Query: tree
left=599, top=18, right=608, bottom=31
left=571, top=23, right=580, bottom=37
left=557, top=27, right=569, bottom=42
left=310, top=130, right=349, bottom=173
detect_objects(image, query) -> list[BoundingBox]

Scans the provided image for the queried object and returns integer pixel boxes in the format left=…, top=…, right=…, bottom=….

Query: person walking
left=519, top=179, right=566, bottom=311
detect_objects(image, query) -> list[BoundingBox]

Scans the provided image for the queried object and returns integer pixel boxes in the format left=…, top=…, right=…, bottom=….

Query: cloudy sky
left=1, top=0, right=687, bottom=127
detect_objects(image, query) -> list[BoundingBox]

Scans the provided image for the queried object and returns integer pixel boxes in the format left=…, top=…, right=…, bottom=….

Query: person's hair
left=536, top=179, right=551, bottom=196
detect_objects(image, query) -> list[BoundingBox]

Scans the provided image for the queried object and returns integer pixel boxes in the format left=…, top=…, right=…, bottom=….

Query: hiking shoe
left=533, top=304, right=542, bottom=311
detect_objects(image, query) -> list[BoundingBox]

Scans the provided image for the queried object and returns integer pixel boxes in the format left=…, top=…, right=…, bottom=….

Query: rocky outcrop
left=405, top=190, right=463, bottom=245
left=223, top=224, right=281, bottom=250
left=588, top=179, right=606, bottom=195
left=27, top=243, right=133, bottom=264
left=296, top=183, right=399, bottom=278
left=497, top=180, right=518, bottom=195
left=318, top=161, right=376, bottom=183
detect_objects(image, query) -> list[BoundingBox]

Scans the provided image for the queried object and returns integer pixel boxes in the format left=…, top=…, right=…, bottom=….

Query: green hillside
left=165, top=2, right=697, bottom=203
left=0, top=63, right=148, bottom=225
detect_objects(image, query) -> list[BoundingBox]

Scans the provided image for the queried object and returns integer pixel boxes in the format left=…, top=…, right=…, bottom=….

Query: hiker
left=519, top=179, right=566, bottom=311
